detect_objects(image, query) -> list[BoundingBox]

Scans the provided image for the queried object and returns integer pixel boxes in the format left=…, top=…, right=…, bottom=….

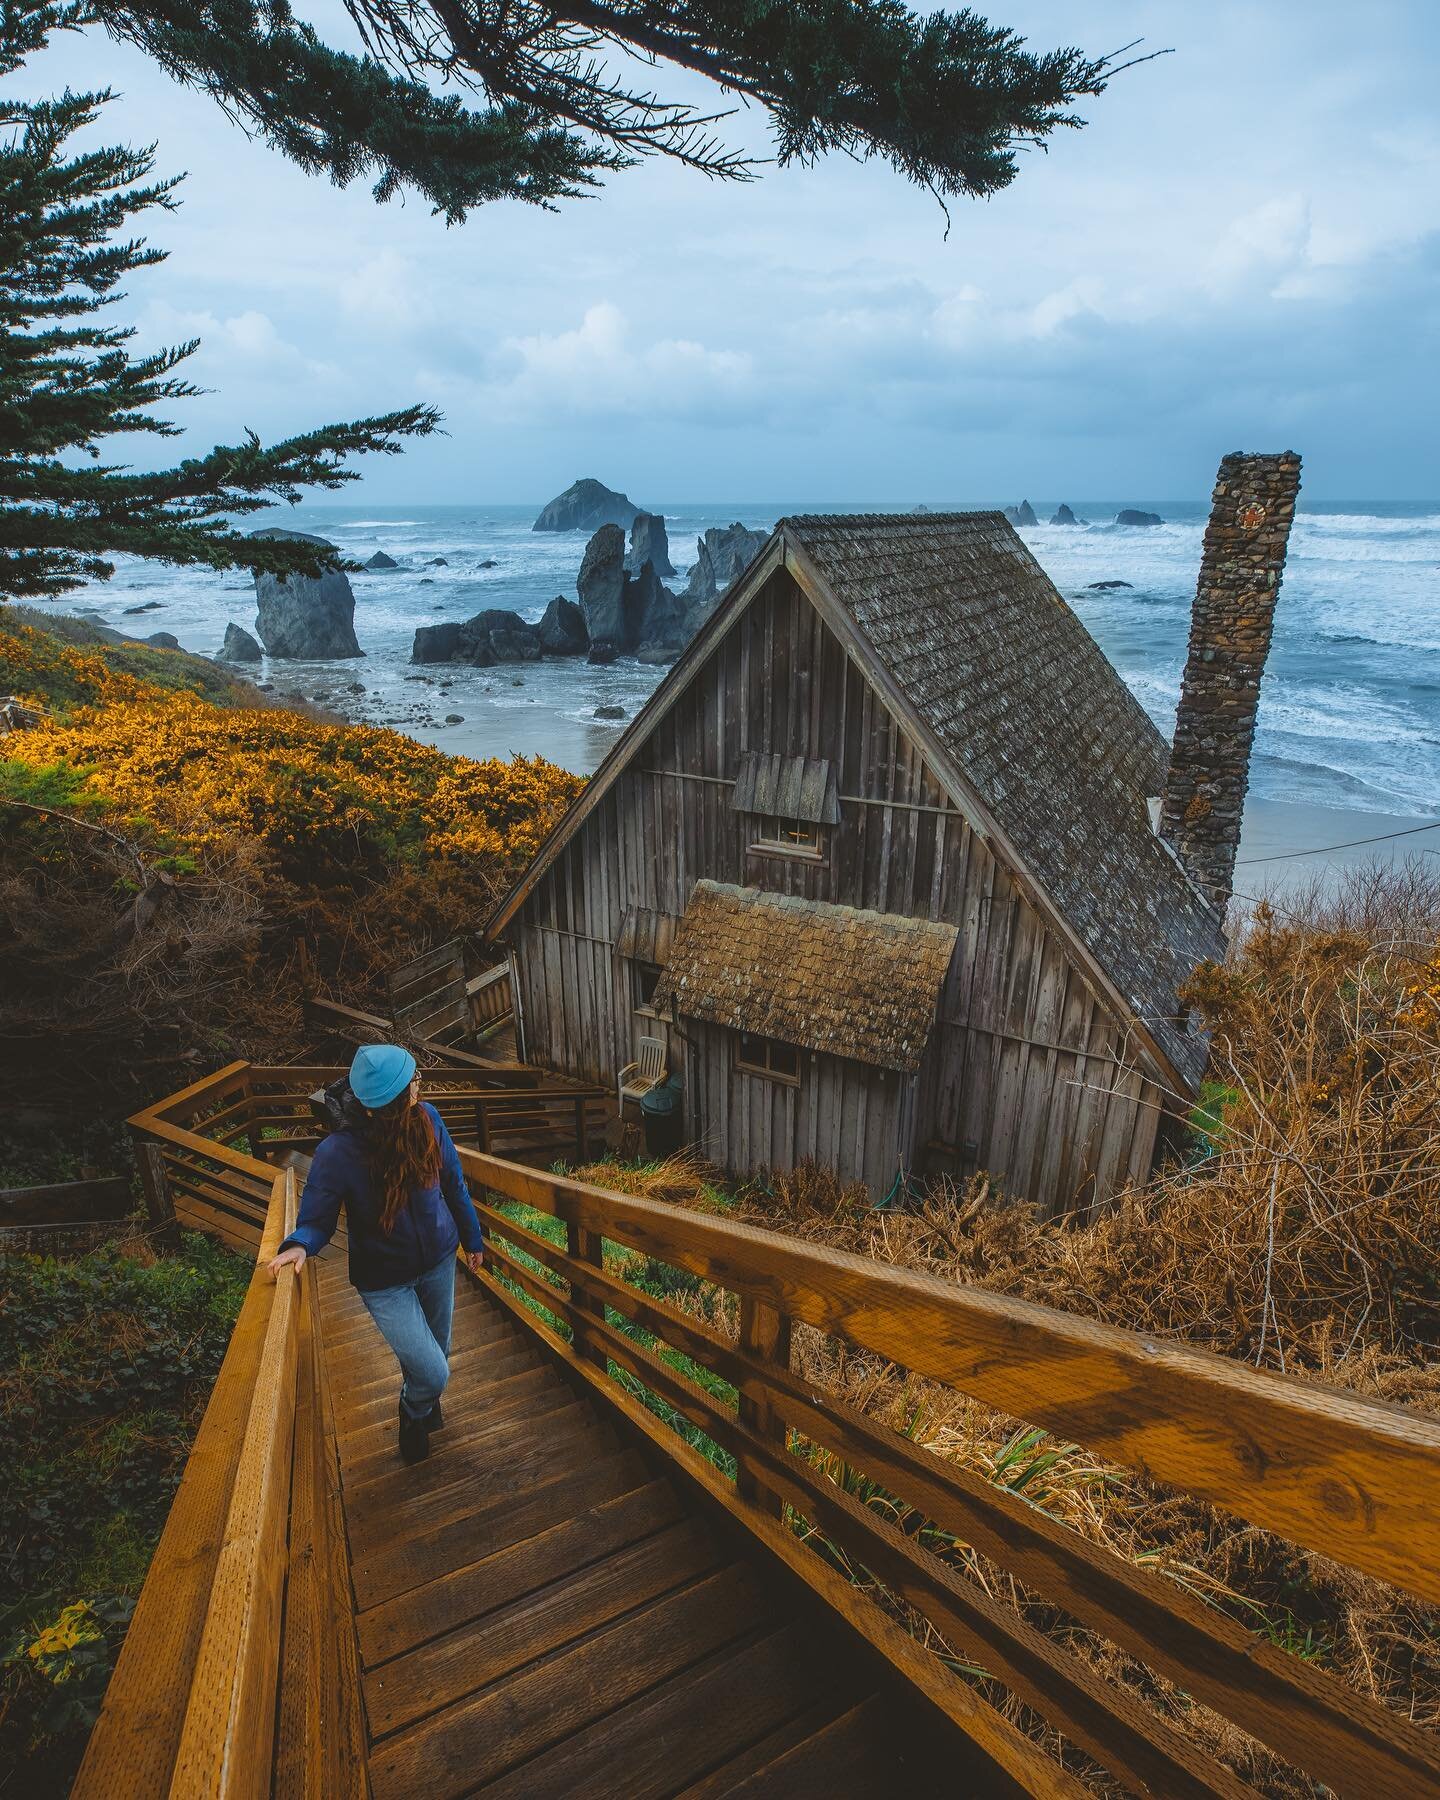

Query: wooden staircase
left=317, top=1256, right=954, bottom=1798
left=75, top=1061, right=1440, bottom=1798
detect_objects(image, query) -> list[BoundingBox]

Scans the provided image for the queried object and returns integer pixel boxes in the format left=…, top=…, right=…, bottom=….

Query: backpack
left=314, top=1075, right=370, bottom=1134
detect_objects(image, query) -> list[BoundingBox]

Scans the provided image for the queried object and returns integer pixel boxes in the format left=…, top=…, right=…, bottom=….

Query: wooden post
left=574, top=1095, right=589, bottom=1164
left=135, top=1137, right=180, bottom=1251
left=737, top=1295, right=792, bottom=1517
left=474, top=1099, right=491, bottom=1155
left=566, top=1218, right=608, bottom=1372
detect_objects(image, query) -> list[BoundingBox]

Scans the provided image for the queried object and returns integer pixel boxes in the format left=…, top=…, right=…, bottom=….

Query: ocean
left=59, top=499, right=1440, bottom=824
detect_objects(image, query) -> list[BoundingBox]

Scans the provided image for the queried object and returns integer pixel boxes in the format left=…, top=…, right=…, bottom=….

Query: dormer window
left=749, top=815, right=826, bottom=861
left=615, top=908, right=678, bottom=1018
left=633, top=960, right=663, bottom=1010
left=733, top=752, right=839, bottom=866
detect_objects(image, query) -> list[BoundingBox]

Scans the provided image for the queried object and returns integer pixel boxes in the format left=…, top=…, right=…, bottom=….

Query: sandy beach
left=1235, top=798, right=1440, bottom=898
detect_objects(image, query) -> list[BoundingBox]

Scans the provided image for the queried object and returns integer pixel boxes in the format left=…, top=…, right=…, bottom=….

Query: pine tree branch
left=1, top=9, right=443, bottom=601
left=88, top=0, right=1138, bottom=213
left=92, top=0, right=626, bottom=218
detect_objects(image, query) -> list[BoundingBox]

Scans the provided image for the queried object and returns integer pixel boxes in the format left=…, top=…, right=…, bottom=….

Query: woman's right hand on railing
left=266, top=1246, right=306, bottom=1280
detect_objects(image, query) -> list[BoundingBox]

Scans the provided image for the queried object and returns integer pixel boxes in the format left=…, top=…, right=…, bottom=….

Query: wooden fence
left=0, top=1176, right=137, bottom=1255
left=460, top=1146, right=1440, bottom=1799
left=72, top=1168, right=367, bottom=1800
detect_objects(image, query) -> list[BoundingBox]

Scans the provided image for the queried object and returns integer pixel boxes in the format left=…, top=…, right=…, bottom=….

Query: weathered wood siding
left=510, top=570, right=1164, bottom=1212
left=681, top=1022, right=910, bottom=1199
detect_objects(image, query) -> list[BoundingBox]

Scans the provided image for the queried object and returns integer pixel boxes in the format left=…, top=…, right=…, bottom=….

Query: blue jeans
left=359, top=1254, right=455, bottom=1420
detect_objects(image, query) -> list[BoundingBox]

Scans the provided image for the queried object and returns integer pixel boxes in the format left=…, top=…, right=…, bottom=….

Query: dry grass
left=576, top=862, right=1440, bottom=1793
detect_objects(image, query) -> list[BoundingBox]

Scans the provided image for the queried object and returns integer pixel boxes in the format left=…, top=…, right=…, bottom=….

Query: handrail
left=459, top=1146, right=1440, bottom=1797
left=134, top=1059, right=254, bottom=1127
left=170, top=1169, right=298, bottom=1797
left=457, top=1150, right=1440, bottom=1597
left=73, top=1168, right=356, bottom=1797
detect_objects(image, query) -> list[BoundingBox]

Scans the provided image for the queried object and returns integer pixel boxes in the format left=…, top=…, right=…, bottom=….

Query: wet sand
left=1234, top=798, right=1440, bottom=897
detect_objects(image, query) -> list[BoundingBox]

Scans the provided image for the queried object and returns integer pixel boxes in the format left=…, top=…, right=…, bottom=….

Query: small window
left=749, top=814, right=827, bottom=863
left=734, top=1032, right=801, bottom=1084
left=633, top=960, right=663, bottom=1011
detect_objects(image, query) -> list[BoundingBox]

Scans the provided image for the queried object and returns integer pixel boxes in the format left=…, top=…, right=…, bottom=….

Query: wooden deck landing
left=313, top=1255, right=949, bottom=1798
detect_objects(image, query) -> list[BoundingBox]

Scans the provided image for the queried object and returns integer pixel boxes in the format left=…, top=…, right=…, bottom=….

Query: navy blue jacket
left=280, top=1102, right=484, bottom=1292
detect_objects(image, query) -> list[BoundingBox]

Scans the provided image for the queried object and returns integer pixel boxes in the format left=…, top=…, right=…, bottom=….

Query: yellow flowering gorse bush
left=0, top=619, right=157, bottom=710
left=1, top=617, right=584, bottom=880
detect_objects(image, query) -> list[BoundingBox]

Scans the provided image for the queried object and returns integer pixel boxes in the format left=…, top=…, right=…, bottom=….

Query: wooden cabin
left=486, top=512, right=1228, bottom=1215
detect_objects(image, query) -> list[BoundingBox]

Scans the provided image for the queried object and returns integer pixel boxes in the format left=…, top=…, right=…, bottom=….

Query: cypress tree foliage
left=0, top=2, right=439, bottom=601
left=93, top=0, right=1137, bottom=219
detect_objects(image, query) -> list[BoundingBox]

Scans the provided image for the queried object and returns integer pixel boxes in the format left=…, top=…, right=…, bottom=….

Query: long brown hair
left=362, top=1087, right=441, bottom=1234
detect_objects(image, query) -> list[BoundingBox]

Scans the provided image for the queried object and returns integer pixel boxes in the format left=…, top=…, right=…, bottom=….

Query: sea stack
left=250, top=528, right=362, bottom=659
left=683, top=523, right=766, bottom=604
left=577, top=523, right=702, bottom=655
left=537, top=595, right=589, bottom=656
left=411, top=609, right=542, bottom=667
left=219, top=622, right=263, bottom=662
left=576, top=524, right=633, bottom=648
left=627, top=512, right=675, bottom=577
left=533, top=478, right=641, bottom=533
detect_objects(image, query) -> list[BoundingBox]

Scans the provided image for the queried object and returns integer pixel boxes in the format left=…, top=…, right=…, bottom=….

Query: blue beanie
left=349, top=1044, right=417, bottom=1110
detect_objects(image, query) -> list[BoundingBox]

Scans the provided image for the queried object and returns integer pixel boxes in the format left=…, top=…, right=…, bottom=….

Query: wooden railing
left=0, top=1174, right=137, bottom=1255
left=129, top=1061, right=276, bottom=1253
left=459, top=1147, right=1440, bottom=1799
left=73, top=1168, right=366, bottom=1800
left=129, top=1061, right=610, bottom=1251
left=302, top=944, right=514, bottom=1059
left=466, top=961, right=514, bottom=1036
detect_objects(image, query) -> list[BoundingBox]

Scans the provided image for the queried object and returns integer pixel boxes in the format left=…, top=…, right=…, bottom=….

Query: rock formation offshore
left=250, top=528, right=362, bottom=659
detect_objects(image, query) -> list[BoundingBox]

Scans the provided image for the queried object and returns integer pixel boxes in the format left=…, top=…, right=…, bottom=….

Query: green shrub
left=0, top=1232, right=248, bottom=1787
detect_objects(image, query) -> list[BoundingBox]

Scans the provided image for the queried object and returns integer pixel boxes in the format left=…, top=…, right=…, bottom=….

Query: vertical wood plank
left=168, top=1171, right=298, bottom=1800
left=136, top=1137, right=180, bottom=1251
left=567, top=1219, right=608, bottom=1371
left=273, top=1269, right=317, bottom=1799
left=737, top=1294, right=792, bottom=1516
left=311, top=1276, right=368, bottom=1797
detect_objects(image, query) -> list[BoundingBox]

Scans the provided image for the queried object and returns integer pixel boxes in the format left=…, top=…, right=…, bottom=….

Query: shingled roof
left=652, top=882, right=959, bottom=1073
left=783, top=513, right=1222, bottom=1086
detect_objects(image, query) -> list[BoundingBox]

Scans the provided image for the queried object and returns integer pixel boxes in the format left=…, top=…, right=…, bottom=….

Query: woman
left=267, top=1044, right=485, bottom=1465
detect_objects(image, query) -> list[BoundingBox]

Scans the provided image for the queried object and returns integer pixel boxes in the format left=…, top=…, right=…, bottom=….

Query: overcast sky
left=29, top=0, right=1440, bottom=503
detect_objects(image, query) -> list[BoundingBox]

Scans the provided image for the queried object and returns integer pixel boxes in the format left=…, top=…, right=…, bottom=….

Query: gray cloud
left=26, top=0, right=1440, bottom=501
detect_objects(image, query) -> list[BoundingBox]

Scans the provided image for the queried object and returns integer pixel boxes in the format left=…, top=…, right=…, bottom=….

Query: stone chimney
left=1158, top=451, right=1302, bottom=911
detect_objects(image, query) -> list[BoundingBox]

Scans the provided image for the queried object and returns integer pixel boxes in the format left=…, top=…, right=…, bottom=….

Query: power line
left=1235, top=817, right=1440, bottom=866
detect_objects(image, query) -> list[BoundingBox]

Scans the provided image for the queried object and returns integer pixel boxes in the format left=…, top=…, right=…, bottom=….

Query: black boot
left=398, top=1400, right=430, bottom=1465
left=427, top=1398, right=445, bottom=1431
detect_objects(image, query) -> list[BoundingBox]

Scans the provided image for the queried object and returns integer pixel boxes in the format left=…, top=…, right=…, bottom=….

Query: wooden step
left=366, top=1564, right=773, bottom=1800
